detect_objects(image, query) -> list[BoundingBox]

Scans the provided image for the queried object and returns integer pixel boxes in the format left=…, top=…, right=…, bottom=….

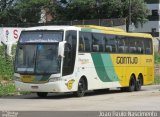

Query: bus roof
left=77, top=25, right=125, bottom=32
left=77, top=25, right=153, bottom=39
left=23, top=25, right=81, bottom=31
left=22, top=25, right=152, bottom=39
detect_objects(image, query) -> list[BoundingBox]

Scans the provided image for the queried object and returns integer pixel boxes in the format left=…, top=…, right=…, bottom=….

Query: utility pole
left=128, top=0, right=133, bottom=32
left=129, top=0, right=132, bottom=26
left=96, top=0, right=100, bottom=18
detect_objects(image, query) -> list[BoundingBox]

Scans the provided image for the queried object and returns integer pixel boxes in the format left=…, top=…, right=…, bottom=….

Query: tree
left=122, top=0, right=149, bottom=31
left=0, top=0, right=56, bottom=25
left=14, top=0, right=56, bottom=24
left=0, top=0, right=15, bottom=11
left=0, top=0, right=19, bottom=25
left=56, top=0, right=149, bottom=29
left=0, top=0, right=148, bottom=28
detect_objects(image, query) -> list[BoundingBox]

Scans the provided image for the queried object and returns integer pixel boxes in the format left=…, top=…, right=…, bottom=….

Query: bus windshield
left=36, top=44, right=60, bottom=74
left=19, top=30, right=63, bottom=43
left=15, top=44, right=60, bottom=74
left=15, top=30, right=63, bottom=74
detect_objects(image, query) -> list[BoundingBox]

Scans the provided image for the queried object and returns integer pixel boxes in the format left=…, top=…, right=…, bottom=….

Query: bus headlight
left=49, top=77, right=61, bottom=82
left=13, top=76, right=21, bottom=82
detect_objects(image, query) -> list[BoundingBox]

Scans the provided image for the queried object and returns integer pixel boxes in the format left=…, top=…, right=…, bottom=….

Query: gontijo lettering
left=116, top=57, right=138, bottom=64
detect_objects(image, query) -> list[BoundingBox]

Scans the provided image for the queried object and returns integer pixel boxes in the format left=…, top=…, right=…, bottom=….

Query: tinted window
left=79, top=32, right=85, bottom=52
left=78, top=31, right=152, bottom=55
left=19, top=31, right=63, bottom=43
left=117, top=36, right=126, bottom=53
left=104, top=35, right=117, bottom=53
left=129, top=38, right=137, bottom=53
left=144, top=39, right=152, bottom=54
left=84, top=32, right=92, bottom=52
left=124, top=37, right=129, bottom=53
left=79, top=32, right=92, bottom=52
left=137, top=39, right=144, bottom=54
left=63, top=30, right=77, bottom=76
left=92, top=33, right=104, bottom=52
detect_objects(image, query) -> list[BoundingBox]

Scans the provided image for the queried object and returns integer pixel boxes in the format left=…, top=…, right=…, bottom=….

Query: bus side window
left=137, top=39, right=144, bottom=54
left=92, top=33, right=104, bottom=52
left=79, top=32, right=85, bottom=52
left=83, top=32, right=92, bottom=52
left=129, top=38, right=137, bottom=54
left=124, top=38, right=129, bottom=53
left=104, top=35, right=117, bottom=53
left=144, top=39, right=152, bottom=54
left=117, top=36, right=125, bottom=53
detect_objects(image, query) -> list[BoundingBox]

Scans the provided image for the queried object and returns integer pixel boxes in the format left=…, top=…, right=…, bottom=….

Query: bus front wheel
left=37, top=92, right=48, bottom=98
left=74, top=78, right=87, bottom=97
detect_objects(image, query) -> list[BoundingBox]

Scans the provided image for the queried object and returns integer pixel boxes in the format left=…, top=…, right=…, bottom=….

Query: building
left=134, top=0, right=159, bottom=37
left=39, top=8, right=53, bottom=23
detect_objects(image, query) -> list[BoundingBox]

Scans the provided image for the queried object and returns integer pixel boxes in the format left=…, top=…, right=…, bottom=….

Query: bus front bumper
left=14, top=81, right=71, bottom=93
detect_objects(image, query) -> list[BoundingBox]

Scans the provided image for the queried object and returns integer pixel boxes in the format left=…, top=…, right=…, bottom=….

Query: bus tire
left=37, top=92, right=48, bottom=98
left=94, top=88, right=110, bottom=93
left=135, top=75, right=143, bottom=91
left=74, top=78, right=87, bottom=97
left=120, top=87, right=127, bottom=92
left=127, top=75, right=136, bottom=92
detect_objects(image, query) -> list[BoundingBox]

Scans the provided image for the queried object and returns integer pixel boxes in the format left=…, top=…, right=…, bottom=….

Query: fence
left=0, top=18, right=126, bottom=30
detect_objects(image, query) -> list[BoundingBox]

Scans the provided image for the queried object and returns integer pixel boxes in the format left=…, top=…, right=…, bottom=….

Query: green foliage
left=0, top=45, right=28, bottom=96
left=127, top=0, right=148, bottom=27
left=0, top=0, right=21, bottom=25
left=15, top=0, right=50, bottom=23
left=155, top=52, right=160, bottom=64
left=0, top=45, right=14, bottom=80
left=0, top=82, right=16, bottom=96
left=0, top=0, right=148, bottom=27
left=0, top=0, right=55, bottom=24
left=56, top=0, right=148, bottom=28
left=154, top=76, right=160, bottom=85
left=11, top=44, right=17, bottom=57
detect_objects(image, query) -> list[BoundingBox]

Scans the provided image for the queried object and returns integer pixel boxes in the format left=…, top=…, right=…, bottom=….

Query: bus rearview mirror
left=58, top=41, right=66, bottom=58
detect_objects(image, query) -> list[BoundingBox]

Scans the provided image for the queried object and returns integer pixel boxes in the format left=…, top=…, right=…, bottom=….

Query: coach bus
left=14, top=25, right=154, bottom=97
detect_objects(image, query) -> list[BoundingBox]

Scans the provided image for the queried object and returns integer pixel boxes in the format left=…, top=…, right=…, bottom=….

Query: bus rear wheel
left=37, top=92, right=48, bottom=98
left=121, top=75, right=136, bottom=92
left=74, top=78, right=87, bottom=97
left=135, top=75, right=143, bottom=91
left=127, top=75, right=136, bottom=92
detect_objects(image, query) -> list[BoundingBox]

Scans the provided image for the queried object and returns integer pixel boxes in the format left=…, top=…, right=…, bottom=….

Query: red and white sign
left=0, top=27, right=23, bottom=45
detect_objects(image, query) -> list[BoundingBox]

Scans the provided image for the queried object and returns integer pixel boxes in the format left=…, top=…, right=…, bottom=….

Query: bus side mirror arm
left=58, top=41, right=66, bottom=58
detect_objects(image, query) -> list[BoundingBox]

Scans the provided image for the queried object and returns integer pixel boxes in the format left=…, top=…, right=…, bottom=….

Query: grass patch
left=0, top=82, right=16, bottom=97
left=0, top=81, right=31, bottom=97
left=155, top=52, right=160, bottom=64
left=154, top=75, right=160, bottom=85
left=0, top=45, right=14, bottom=81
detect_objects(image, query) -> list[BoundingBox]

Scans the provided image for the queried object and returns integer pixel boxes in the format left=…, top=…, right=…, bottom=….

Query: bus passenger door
left=62, top=30, right=77, bottom=76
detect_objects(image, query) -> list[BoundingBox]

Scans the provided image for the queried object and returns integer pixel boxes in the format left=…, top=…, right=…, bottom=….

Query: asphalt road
left=0, top=85, right=160, bottom=111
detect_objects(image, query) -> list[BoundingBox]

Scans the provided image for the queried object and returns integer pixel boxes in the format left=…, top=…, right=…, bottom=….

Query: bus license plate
left=21, top=75, right=34, bottom=83
left=31, top=86, right=38, bottom=89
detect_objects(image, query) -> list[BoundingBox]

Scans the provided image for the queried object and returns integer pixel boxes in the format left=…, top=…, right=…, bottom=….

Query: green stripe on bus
left=81, top=28, right=102, bottom=33
left=91, top=53, right=119, bottom=82
left=101, top=54, right=119, bottom=81
left=91, top=53, right=111, bottom=82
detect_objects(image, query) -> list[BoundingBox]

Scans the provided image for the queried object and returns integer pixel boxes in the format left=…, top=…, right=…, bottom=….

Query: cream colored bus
left=14, top=25, right=154, bottom=97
